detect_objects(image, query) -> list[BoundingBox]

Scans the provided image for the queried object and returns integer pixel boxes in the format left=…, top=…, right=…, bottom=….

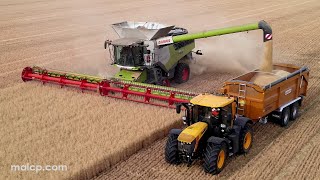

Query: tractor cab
left=177, top=94, right=236, bottom=133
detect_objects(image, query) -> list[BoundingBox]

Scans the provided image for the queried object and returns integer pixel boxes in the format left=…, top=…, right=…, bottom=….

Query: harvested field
left=1, top=0, right=320, bottom=180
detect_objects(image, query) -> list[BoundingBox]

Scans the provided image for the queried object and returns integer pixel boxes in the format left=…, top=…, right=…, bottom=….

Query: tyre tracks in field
left=274, top=131, right=320, bottom=180
left=0, top=0, right=310, bottom=43
left=229, top=94, right=320, bottom=180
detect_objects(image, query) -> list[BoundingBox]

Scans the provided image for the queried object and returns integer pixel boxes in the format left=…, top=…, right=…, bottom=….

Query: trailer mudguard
left=234, top=117, right=253, bottom=128
left=169, top=129, right=182, bottom=136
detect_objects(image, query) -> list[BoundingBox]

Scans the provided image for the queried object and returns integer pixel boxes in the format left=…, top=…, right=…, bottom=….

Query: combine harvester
left=22, top=20, right=273, bottom=107
left=104, top=20, right=273, bottom=85
left=21, top=20, right=309, bottom=174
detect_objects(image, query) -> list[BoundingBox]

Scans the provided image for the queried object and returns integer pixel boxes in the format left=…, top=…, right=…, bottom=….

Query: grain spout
left=260, top=40, right=273, bottom=72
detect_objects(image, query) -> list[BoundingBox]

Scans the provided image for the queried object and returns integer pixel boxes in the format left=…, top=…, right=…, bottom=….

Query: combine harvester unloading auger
left=22, top=20, right=273, bottom=107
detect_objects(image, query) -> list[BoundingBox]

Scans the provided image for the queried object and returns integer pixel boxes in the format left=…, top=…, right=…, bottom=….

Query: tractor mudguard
left=234, top=117, right=253, bottom=128
left=207, top=136, right=227, bottom=145
left=228, top=125, right=241, bottom=153
left=169, top=129, right=182, bottom=136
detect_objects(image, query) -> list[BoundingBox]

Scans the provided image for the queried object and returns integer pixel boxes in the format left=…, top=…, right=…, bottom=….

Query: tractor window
left=220, top=104, right=232, bottom=126
left=194, top=106, right=212, bottom=124
left=114, top=46, right=145, bottom=67
left=192, top=105, right=199, bottom=122
left=192, top=105, right=207, bottom=122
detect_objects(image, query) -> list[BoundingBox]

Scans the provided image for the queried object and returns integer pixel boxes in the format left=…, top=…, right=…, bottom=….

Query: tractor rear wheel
left=280, top=107, right=290, bottom=127
left=174, top=63, right=190, bottom=84
left=203, top=142, right=227, bottom=174
left=239, top=124, right=253, bottom=154
left=165, top=133, right=180, bottom=164
left=290, top=102, right=299, bottom=121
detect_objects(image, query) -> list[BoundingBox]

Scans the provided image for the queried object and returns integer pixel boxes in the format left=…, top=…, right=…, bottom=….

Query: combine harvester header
left=21, top=66, right=197, bottom=108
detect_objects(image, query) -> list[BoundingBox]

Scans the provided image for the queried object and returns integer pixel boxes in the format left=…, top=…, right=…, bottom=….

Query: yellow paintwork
left=178, top=122, right=208, bottom=144
left=243, top=131, right=252, bottom=150
left=217, top=149, right=225, bottom=169
left=190, top=94, right=234, bottom=108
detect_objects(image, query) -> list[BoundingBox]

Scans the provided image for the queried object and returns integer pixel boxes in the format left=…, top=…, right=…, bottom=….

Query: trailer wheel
left=290, top=102, right=299, bottom=121
left=280, top=107, right=290, bottom=127
left=203, top=142, right=227, bottom=174
left=239, top=124, right=253, bottom=154
left=165, top=133, right=180, bottom=164
left=174, top=63, right=190, bottom=84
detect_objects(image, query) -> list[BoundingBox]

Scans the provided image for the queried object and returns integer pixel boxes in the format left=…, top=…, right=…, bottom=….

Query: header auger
left=21, top=66, right=197, bottom=108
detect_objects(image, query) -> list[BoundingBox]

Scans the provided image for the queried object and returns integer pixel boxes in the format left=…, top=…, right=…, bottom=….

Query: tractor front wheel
left=239, top=124, right=253, bottom=154
left=174, top=63, right=190, bottom=84
left=203, top=142, right=227, bottom=174
left=165, top=133, right=180, bottom=164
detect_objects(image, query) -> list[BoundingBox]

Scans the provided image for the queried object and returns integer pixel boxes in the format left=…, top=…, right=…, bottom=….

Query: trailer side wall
left=222, top=64, right=309, bottom=121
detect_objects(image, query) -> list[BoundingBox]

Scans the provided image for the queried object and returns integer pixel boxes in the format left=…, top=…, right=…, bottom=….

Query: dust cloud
left=48, top=0, right=119, bottom=79
left=189, top=31, right=263, bottom=75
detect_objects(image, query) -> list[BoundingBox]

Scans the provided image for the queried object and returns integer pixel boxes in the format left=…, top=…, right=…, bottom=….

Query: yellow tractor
left=165, top=94, right=253, bottom=174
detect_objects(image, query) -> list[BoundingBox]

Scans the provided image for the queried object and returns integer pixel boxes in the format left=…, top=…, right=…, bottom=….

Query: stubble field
left=1, top=0, right=319, bottom=179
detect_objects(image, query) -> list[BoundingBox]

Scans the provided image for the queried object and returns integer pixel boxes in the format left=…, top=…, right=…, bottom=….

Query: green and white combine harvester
left=22, top=20, right=272, bottom=107
left=104, top=20, right=272, bottom=85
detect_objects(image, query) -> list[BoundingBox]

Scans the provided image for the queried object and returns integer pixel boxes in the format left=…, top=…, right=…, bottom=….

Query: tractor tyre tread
left=165, top=134, right=180, bottom=164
